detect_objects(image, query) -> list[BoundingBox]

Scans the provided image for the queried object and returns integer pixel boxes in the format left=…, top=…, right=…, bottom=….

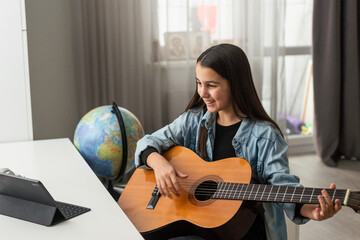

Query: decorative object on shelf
left=165, top=32, right=188, bottom=60
left=189, top=31, right=211, bottom=59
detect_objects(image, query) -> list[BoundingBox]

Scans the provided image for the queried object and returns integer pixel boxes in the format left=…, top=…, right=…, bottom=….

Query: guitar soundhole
left=194, top=180, right=217, bottom=201
left=188, top=175, right=222, bottom=207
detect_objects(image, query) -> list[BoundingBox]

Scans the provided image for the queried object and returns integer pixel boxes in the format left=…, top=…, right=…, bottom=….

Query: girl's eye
left=208, top=84, right=216, bottom=88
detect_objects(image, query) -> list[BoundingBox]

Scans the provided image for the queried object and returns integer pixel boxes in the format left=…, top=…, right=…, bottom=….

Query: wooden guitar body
left=118, top=146, right=253, bottom=239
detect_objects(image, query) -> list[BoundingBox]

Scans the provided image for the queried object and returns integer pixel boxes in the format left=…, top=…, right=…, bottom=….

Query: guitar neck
left=212, top=183, right=349, bottom=205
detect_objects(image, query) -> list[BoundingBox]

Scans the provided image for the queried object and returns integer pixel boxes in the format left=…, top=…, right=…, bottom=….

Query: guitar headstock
left=348, top=191, right=360, bottom=213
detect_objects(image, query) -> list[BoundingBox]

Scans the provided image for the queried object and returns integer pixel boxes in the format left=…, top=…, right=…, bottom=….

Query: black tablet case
left=0, top=172, right=88, bottom=226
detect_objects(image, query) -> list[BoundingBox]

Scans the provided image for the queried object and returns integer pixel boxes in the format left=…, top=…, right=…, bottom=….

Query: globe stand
left=103, top=178, right=120, bottom=201
left=98, top=166, right=136, bottom=202
left=101, top=102, right=129, bottom=201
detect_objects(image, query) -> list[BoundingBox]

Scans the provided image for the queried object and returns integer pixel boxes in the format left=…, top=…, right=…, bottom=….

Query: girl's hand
left=300, top=183, right=342, bottom=220
left=147, top=152, right=187, bottom=199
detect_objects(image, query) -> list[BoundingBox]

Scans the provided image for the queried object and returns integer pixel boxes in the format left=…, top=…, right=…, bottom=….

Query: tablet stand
left=0, top=194, right=63, bottom=226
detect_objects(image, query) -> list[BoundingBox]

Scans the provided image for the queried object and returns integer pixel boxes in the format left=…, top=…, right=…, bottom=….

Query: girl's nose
left=198, top=86, right=208, bottom=98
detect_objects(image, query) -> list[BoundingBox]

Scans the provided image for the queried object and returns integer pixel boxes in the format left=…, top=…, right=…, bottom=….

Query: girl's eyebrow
left=195, top=77, right=219, bottom=84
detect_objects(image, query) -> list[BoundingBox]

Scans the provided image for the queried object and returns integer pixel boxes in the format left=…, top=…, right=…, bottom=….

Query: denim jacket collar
left=200, top=111, right=255, bottom=148
left=200, top=111, right=216, bottom=129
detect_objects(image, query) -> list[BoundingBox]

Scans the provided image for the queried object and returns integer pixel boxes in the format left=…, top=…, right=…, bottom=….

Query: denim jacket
left=135, top=109, right=309, bottom=240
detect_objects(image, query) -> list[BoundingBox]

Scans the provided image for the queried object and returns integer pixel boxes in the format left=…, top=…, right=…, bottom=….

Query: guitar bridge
left=146, top=185, right=161, bottom=210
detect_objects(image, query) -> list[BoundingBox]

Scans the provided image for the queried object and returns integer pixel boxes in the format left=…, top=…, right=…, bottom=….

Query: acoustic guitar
left=118, top=146, right=360, bottom=240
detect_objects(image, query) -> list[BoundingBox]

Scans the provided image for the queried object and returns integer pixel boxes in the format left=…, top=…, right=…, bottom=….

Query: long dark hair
left=185, top=44, right=283, bottom=159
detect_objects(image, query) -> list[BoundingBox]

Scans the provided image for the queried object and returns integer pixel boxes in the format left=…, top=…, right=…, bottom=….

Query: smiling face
left=196, top=63, right=235, bottom=120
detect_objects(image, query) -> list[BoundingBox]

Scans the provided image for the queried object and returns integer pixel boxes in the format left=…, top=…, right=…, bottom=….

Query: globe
left=73, top=105, right=144, bottom=180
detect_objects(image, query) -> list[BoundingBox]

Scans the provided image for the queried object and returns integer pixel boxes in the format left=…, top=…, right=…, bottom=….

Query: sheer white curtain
left=152, top=0, right=287, bottom=132
left=74, top=0, right=287, bottom=134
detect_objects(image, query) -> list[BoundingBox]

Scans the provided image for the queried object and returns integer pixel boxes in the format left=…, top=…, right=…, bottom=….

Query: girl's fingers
left=321, top=189, right=333, bottom=207
left=165, top=178, right=178, bottom=198
left=318, top=194, right=326, bottom=213
left=170, top=175, right=182, bottom=196
left=334, top=199, right=342, bottom=212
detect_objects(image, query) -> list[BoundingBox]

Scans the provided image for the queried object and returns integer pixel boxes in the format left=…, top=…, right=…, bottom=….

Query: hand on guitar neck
left=146, top=152, right=188, bottom=199
left=300, top=183, right=342, bottom=221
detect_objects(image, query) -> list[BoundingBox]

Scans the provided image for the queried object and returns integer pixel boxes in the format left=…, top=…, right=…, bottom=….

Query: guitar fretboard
left=211, top=183, right=347, bottom=204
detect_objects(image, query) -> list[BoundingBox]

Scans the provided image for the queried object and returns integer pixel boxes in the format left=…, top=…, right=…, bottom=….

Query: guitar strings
left=171, top=189, right=352, bottom=202
left=167, top=188, right=359, bottom=204
left=158, top=179, right=353, bottom=202
left=176, top=178, right=345, bottom=194
left=170, top=191, right=353, bottom=203
left=160, top=178, right=357, bottom=203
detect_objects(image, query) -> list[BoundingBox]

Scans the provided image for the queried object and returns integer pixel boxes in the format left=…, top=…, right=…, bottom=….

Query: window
left=283, top=0, right=313, bottom=137
left=155, top=0, right=314, bottom=140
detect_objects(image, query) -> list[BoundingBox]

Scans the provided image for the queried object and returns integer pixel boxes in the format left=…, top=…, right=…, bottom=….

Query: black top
left=213, top=121, right=267, bottom=240
left=213, top=121, right=241, bottom=161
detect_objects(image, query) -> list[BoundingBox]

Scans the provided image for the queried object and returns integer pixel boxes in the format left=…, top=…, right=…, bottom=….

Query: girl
left=134, top=44, right=341, bottom=239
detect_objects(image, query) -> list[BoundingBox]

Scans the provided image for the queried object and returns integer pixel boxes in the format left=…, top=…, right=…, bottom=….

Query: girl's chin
left=206, top=106, right=218, bottom=113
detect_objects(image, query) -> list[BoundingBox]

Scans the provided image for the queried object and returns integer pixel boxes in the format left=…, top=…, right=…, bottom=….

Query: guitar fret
left=274, top=186, right=280, bottom=201
left=260, top=185, right=267, bottom=201
left=213, top=182, right=221, bottom=198
left=277, top=186, right=287, bottom=202
left=252, top=185, right=258, bottom=200
left=217, top=182, right=222, bottom=198
left=295, top=187, right=304, bottom=203
left=243, top=184, right=250, bottom=200
left=268, top=185, right=276, bottom=201
left=337, top=189, right=347, bottom=204
left=224, top=182, right=230, bottom=199
left=310, top=188, right=315, bottom=203
left=227, top=182, right=233, bottom=199
left=267, top=185, right=273, bottom=201
left=247, top=184, right=255, bottom=200
left=223, top=182, right=231, bottom=199
left=256, top=185, right=266, bottom=201
left=238, top=184, right=245, bottom=200
left=282, top=186, right=288, bottom=202
left=228, top=183, right=234, bottom=198
left=283, top=186, right=295, bottom=202
left=232, top=183, right=238, bottom=199
left=229, top=183, right=236, bottom=199
left=254, top=185, right=260, bottom=200
left=219, top=182, right=226, bottom=199
left=290, top=187, right=296, bottom=202
left=232, top=183, right=240, bottom=199
left=299, top=187, right=306, bottom=202
left=313, top=188, right=325, bottom=204
left=331, top=189, right=336, bottom=202
left=301, top=188, right=310, bottom=203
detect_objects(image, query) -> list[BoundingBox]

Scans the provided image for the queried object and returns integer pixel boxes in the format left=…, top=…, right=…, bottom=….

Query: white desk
left=0, top=138, right=143, bottom=240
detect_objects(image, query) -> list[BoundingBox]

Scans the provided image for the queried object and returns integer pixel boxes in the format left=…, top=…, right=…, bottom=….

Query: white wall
left=25, top=0, right=80, bottom=141
left=0, top=0, right=33, bottom=143
left=0, top=0, right=80, bottom=143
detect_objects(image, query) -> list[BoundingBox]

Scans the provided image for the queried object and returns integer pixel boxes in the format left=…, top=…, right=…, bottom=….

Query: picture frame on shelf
left=189, top=31, right=211, bottom=59
left=165, top=32, right=188, bottom=60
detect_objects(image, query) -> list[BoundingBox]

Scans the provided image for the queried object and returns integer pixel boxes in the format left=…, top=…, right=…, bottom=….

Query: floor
left=289, top=154, right=360, bottom=240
